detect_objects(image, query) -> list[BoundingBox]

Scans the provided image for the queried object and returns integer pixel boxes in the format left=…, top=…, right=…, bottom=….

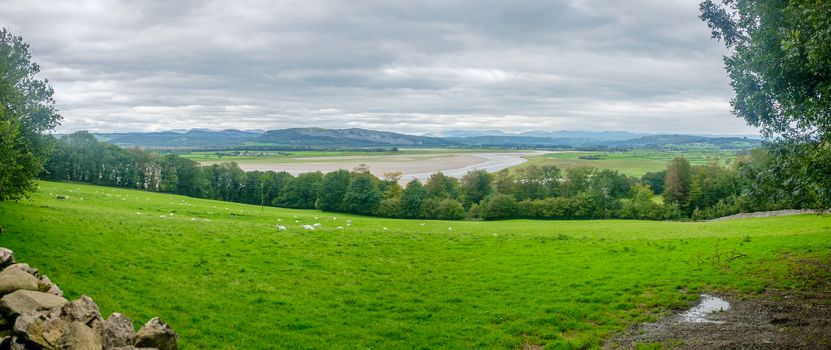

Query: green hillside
left=1, top=181, right=828, bottom=349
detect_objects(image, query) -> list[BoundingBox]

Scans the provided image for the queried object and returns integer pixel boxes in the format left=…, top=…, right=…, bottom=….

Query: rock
left=39, top=275, right=64, bottom=297
left=134, top=318, right=177, bottom=350
left=63, top=296, right=102, bottom=326
left=8, top=336, right=29, bottom=350
left=102, top=313, right=135, bottom=350
left=5, top=264, right=38, bottom=277
left=13, top=308, right=70, bottom=348
left=56, top=321, right=102, bottom=350
left=0, top=270, right=40, bottom=296
left=0, top=290, right=68, bottom=318
left=0, top=248, right=14, bottom=269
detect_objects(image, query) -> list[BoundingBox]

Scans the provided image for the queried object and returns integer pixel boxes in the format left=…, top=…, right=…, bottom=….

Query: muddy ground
left=608, top=258, right=831, bottom=349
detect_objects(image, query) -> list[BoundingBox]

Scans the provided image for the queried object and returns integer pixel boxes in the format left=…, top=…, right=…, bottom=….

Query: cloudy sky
left=1, top=0, right=755, bottom=135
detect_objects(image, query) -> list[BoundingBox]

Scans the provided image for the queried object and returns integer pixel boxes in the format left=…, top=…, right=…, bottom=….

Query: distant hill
left=95, top=128, right=453, bottom=148
left=100, top=129, right=262, bottom=148
left=90, top=127, right=760, bottom=150
left=254, top=128, right=454, bottom=147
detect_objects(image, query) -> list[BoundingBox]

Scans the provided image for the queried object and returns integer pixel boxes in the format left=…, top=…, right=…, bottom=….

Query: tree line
left=40, top=131, right=822, bottom=221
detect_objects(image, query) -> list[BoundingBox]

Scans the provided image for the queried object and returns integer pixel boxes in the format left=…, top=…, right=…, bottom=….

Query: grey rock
left=5, top=264, right=38, bottom=277
left=8, top=335, right=33, bottom=350
left=0, top=290, right=68, bottom=318
left=14, top=308, right=70, bottom=349
left=0, top=269, right=39, bottom=295
left=57, top=321, right=102, bottom=350
left=63, top=296, right=102, bottom=326
left=103, top=313, right=135, bottom=350
left=134, top=318, right=177, bottom=350
left=38, top=276, right=64, bottom=297
left=0, top=248, right=14, bottom=269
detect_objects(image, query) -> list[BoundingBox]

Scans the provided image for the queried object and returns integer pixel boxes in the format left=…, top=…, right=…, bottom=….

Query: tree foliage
left=0, top=28, right=62, bottom=201
left=700, top=0, right=831, bottom=208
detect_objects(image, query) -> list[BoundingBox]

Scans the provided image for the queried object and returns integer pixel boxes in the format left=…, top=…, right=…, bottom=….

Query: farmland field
left=1, top=181, right=829, bottom=349
left=518, top=149, right=739, bottom=177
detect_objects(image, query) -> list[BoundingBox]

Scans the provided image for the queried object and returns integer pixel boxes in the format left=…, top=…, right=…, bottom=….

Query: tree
left=560, top=167, right=594, bottom=196
left=481, top=194, right=519, bottom=220
left=663, top=157, right=692, bottom=209
left=381, top=171, right=404, bottom=199
left=424, top=172, right=459, bottom=199
left=460, top=169, right=493, bottom=207
left=277, top=172, right=321, bottom=209
left=434, top=199, right=465, bottom=220
left=641, top=170, right=667, bottom=194
left=317, top=169, right=351, bottom=212
left=400, top=179, right=428, bottom=218
left=515, top=165, right=547, bottom=200
left=700, top=0, right=831, bottom=208
left=0, top=28, right=62, bottom=201
left=688, top=163, right=738, bottom=210
left=342, top=173, right=382, bottom=215
left=699, top=0, right=831, bottom=140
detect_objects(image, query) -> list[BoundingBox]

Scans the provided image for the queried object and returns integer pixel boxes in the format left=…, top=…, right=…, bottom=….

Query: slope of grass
left=1, top=181, right=829, bottom=349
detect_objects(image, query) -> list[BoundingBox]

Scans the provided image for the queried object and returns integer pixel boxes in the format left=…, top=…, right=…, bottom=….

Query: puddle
left=681, top=294, right=730, bottom=324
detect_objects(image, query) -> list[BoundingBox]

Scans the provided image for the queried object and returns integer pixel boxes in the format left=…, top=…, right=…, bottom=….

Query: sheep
left=303, top=225, right=315, bottom=230
left=420, top=223, right=425, bottom=226
left=332, top=216, right=337, bottom=220
left=313, top=223, right=321, bottom=228
left=314, top=216, right=319, bottom=220
left=346, top=219, right=352, bottom=224
left=383, top=227, right=389, bottom=231
left=336, top=226, right=344, bottom=230
left=448, top=227, right=453, bottom=231
left=276, top=225, right=287, bottom=231
left=277, top=218, right=282, bottom=222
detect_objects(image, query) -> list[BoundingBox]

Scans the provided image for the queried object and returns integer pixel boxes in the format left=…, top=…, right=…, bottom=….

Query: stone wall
left=0, top=247, right=179, bottom=350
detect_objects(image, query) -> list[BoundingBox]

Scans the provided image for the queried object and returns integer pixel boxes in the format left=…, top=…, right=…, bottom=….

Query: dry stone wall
left=0, top=247, right=179, bottom=350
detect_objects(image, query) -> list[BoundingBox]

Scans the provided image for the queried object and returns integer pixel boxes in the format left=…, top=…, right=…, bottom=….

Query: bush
left=376, top=198, right=402, bottom=218
left=434, top=199, right=465, bottom=220
left=481, top=194, right=519, bottom=220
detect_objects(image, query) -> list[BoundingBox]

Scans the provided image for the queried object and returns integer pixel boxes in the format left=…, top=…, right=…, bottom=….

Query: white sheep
left=346, top=219, right=352, bottom=224
left=303, top=225, right=315, bottom=230
left=313, top=223, right=321, bottom=228
left=336, top=226, right=344, bottom=230
left=383, top=227, right=389, bottom=230
left=332, top=216, right=337, bottom=220
left=277, top=225, right=287, bottom=231
left=448, top=227, right=453, bottom=231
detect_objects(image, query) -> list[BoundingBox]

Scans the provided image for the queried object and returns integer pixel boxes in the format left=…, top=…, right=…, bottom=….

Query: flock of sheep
left=275, top=216, right=353, bottom=231
left=274, top=216, right=454, bottom=232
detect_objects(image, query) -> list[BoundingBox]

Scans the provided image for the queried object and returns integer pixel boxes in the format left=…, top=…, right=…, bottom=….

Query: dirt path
left=709, top=209, right=827, bottom=222
left=608, top=257, right=831, bottom=349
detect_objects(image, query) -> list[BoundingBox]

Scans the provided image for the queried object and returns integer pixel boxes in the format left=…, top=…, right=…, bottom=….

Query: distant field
left=1, top=181, right=828, bottom=349
left=518, top=149, right=739, bottom=177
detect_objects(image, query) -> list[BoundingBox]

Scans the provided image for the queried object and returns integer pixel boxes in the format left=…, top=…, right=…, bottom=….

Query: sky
left=1, top=0, right=757, bottom=136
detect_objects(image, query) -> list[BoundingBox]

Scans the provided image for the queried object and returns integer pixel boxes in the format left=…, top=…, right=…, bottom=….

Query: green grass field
left=519, top=150, right=737, bottom=178
left=1, top=181, right=829, bottom=349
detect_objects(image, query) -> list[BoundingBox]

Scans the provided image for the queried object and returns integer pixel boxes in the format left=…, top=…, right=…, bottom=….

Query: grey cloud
left=0, top=0, right=755, bottom=135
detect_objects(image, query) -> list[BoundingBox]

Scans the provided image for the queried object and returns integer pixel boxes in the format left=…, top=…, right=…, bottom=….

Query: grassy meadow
left=519, top=149, right=738, bottom=177
left=1, top=181, right=829, bottom=349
